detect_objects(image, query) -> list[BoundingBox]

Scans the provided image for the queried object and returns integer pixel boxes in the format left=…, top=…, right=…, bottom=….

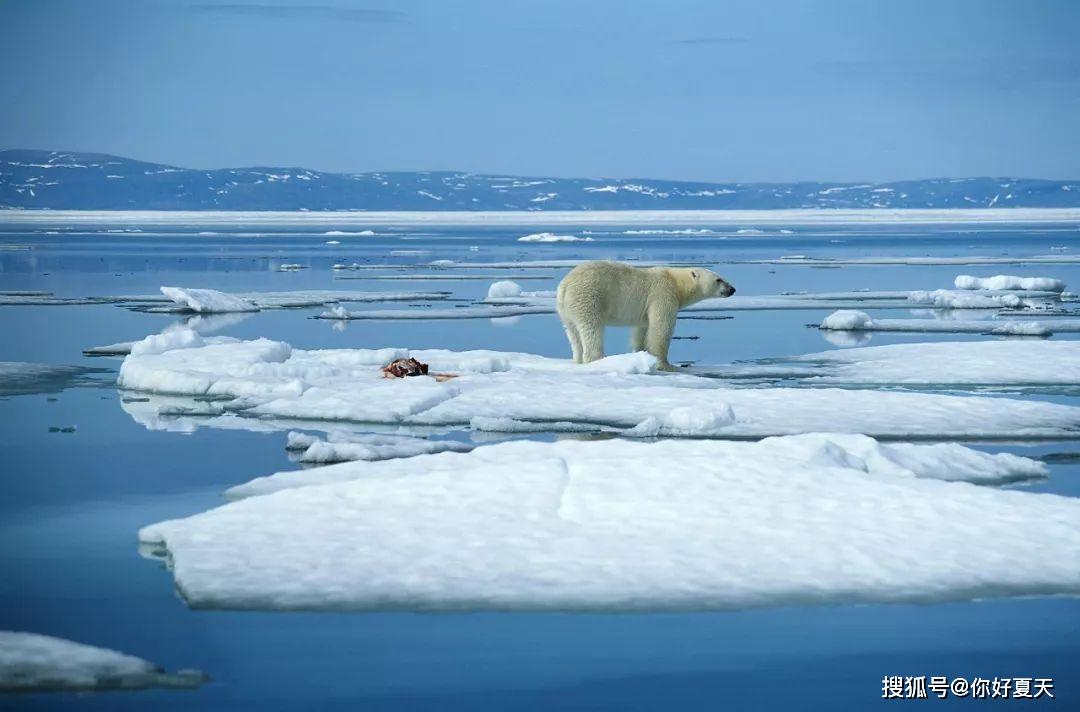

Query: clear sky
left=1, top=0, right=1078, bottom=182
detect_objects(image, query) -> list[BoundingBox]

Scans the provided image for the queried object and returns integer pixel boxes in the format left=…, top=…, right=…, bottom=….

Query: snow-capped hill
left=2, top=150, right=1079, bottom=210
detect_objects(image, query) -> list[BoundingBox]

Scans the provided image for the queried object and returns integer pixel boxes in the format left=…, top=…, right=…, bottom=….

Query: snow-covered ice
left=954, top=275, right=1066, bottom=292
left=158, top=287, right=451, bottom=313
left=0, top=631, right=207, bottom=692
left=740, top=255, right=1080, bottom=266
left=486, top=280, right=522, bottom=299
left=517, top=232, right=593, bottom=242
left=139, top=435, right=1076, bottom=612
left=160, top=286, right=259, bottom=313
left=284, top=430, right=471, bottom=464
left=707, top=340, right=1080, bottom=388
left=906, top=289, right=1034, bottom=309
left=819, top=310, right=1071, bottom=337
left=115, top=332, right=1080, bottom=438
left=316, top=305, right=554, bottom=320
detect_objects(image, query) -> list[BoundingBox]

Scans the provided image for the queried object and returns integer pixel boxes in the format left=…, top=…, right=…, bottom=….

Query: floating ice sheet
left=116, top=332, right=1080, bottom=439
left=954, top=275, right=1066, bottom=292
left=160, top=286, right=258, bottom=313
left=140, top=435, right=1076, bottom=612
left=316, top=305, right=554, bottom=320
left=158, top=286, right=451, bottom=313
left=704, top=340, right=1080, bottom=389
left=737, top=255, right=1080, bottom=266
left=284, top=430, right=472, bottom=464
left=0, top=631, right=207, bottom=692
left=818, top=310, right=1076, bottom=336
left=517, top=232, right=593, bottom=242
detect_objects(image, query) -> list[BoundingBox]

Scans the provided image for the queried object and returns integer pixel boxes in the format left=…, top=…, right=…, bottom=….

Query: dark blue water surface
left=1, top=217, right=1078, bottom=710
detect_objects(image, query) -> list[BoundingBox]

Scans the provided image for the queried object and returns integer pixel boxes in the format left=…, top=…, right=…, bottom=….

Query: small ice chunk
left=820, top=310, right=873, bottom=330
left=486, top=280, right=522, bottom=299
left=907, top=289, right=1024, bottom=309
left=954, top=275, right=1065, bottom=292
left=0, top=631, right=207, bottom=692
left=160, top=286, right=259, bottom=313
left=517, top=233, right=593, bottom=242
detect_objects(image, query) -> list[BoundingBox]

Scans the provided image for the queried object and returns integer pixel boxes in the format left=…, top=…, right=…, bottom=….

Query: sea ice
left=283, top=430, right=472, bottom=464
left=139, top=435, right=1077, bottom=612
left=707, top=340, right=1080, bottom=388
left=0, top=631, right=207, bottom=692
left=160, top=286, right=259, bottom=313
left=116, top=332, right=1080, bottom=438
left=819, top=310, right=1068, bottom=337
left=954, top=275, right=1066, bottom=292
left=906, top=289, right=1039, bottom=309
left=517, top=232, right=593, bottom=242
left=316, top=305, right=554, bottom=320
left=486, top=280, right=522, bottom=299
left=159, top=287, right=450, bottom=313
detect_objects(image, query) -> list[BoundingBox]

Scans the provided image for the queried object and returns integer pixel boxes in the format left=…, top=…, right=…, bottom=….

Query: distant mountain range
left=2, top=150, right=1079, bottom=211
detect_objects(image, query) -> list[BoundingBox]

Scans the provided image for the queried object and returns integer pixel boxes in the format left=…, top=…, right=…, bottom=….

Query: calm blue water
left=1, top=219, right=1079, bottom=710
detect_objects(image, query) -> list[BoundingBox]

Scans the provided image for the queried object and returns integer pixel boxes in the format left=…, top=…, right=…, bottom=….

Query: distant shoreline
left=2, top=208, right=1079, bottom=229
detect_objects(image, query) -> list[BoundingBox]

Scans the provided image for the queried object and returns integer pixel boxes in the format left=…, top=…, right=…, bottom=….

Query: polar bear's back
left=557, top=261, right=672, bottom=326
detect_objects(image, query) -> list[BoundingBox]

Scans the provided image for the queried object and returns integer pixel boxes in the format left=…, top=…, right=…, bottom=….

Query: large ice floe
left=138, top=435, right=1078, bottom=612
left=818, top=310, right=1080, bottom=337
left=157, top=286, right=450, bottom=313
left=0, top=631, right=207, bottom=692
left=115, top=331, right=1080, bottom=438
left=705, top=340, right=1080, bottom=390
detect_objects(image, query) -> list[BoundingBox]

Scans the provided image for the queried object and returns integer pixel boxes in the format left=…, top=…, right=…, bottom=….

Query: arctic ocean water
left=1, top=217, right=1078, bottom=710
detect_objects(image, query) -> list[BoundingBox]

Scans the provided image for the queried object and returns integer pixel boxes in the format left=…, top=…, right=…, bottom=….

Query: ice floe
left=906, top=289, right=1037, bottom=309
left=316, top=305, right=554, bottom=320
left=284, top=430, right=472, bottom=464
left=738, top=255, right=1080, bottom=266
left=954, top=275, right=1066, bottom=292
left=0, top=631, right=207, bottom=692
left=818, top=310, right=1072, bottom=337
left=115, top=332, right=1080, bottom=438
left=486, top=280, right=522, bottom=299
left=160, top=286, right=259, bottom=313
left=157, top=286, right=450, bottom=313
left=139, top=435, right=1076, bottom=612
left=517, top=232, right=593, bottom=242
left=706, top=340, right=1080, bottom=389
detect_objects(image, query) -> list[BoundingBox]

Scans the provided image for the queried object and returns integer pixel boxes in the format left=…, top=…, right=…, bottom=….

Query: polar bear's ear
left=690, top=270, right=698, bottom=279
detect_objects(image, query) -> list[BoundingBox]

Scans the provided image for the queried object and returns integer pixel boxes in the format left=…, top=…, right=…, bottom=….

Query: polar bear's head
left=690, top=268, right=736, bottom=299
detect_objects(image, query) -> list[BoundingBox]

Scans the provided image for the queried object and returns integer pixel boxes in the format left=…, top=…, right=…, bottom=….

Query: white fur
left=556, top=261, right=735, bottom=371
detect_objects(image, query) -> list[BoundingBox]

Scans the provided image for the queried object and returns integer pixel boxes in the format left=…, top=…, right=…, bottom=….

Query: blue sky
left=1, top=0, right=1078, bottom=182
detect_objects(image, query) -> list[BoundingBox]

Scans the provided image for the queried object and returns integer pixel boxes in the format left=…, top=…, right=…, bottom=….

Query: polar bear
left=556, top=261, right=735, bottom=371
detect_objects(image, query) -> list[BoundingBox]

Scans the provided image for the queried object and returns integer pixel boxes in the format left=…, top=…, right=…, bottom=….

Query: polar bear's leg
left=645, top=302, right=677, bottom=371
left=563, top=320, right=584, bottom=363
left=578, top=318, right=605, bottom=363
left=630, top=326, right=647, bottom=352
